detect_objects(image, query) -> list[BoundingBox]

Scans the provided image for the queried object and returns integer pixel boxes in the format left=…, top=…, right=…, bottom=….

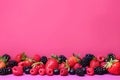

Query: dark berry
left=107, top=53, right=116, bottom=61
left=81, top=67, right=86, bottom=74
left=23, top=66, right=32, bottom=74
left=102, top=68, right=108, bottom=74
left=6, top=68, right=12, bottom=74
left=2, top=54, right=11, bottom=62
left=94, top=67, right=104, bottom=75
left=59, top=55, right=67, bottom=64
left=7, top=60, right=18, bottom=67
left=53, top=68, right=60, bottom=75
left=69, top=68, right=75, bottom=75
left=0, top=68, right=7, bottom=75
left=76, top=68, right=85, bottom=76
left=40, top=56, right=48, bottom=64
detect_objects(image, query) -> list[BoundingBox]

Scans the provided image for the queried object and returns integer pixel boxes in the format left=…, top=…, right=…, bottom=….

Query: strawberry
left=86, top=67, right=94, bottom=76
left=73, top=63, right=82, bottom=70
left=14, top=53, right=26, bottom=62
left=39, top=68, right=46, bottom=75
left=23, top=59, right=33, bottom=66
left=116, top=55, right=120, bottom=61
left=105, top=59, right=120, bottom=75
left=30, top=68, right=38, bottom=75
left=12, top=66, right=23, bottom=76
left=46, top=68, right=53, bottom=76
left=18, top=62, right=25, bottom=67
left=33, top=54, right=41, bottom=62
left=59, top=62, right=70, bottom=70
left=90, top=59, right=100, bottom=68
left=97, top=56, right=105, bottom=62
left=45, top=58, right=59, bottom=70
left=0, top=60, right=6, bottom=69
left=60, top=68, right=68, bottom=76
left=67, top=54, right=80, bottom=67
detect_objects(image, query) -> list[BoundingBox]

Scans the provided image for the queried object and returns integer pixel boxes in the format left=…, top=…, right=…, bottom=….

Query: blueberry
left=53, top=69, right=60, bottom=75
left=69, top=68, right=75, bottom=75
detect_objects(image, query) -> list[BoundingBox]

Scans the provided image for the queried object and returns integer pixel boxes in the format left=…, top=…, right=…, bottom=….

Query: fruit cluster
left=0, top=53, right=120, bottom=76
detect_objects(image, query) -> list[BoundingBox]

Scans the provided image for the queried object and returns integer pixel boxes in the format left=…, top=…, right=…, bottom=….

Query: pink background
left=0, top=0, right=120, bottom=57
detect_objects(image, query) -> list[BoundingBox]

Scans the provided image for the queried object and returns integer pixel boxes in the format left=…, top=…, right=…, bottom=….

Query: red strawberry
left=39, top=68, right=46, bottom=75
left=97, top=56, right=105, bottom=62
left=87, top=67, right=94, bottom=76
left=67, top=54, right=80, bottom=67
left=14, top=53, right=26, bottom=62
left=30, top=68, right=38, bottom=75
left=90, top=59, right=100, bottom=68
left=18, top=62, right=25, bottom=67
left=59, top=62, right=69, bottom=70
left=60, top=68, right=68, bottom=76
left=33, top=54, right=41, bottom=62
left=106, top=60, right=120, bottom=75
left=116, top=55, right=120, bottom=61
left=24, top=59, right=33, bottom=66
left=73, top=63, right=82, bottom=70
left=12, top=66, right=23, bottom=76
left=46, top=68, right=53, bottom=76
left=45, top=58, right=59, bottom=70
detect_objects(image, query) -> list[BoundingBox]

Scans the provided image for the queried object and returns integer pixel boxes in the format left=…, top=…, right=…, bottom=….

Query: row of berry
left=0, top=53, right=120, bottom=76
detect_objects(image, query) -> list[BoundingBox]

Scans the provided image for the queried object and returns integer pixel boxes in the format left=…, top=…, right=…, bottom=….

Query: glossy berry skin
left=46, top=68, right=53, bottom=76
left=60, top=68, right=68, bottom=76
left=23, top=66, right=32, bottom=74
left=40, top=56, right=48, bottom=64
left=45, top=58, right=59, bottom=70
left=68, top=56, right=78, bottom=67
left=94, top=67, right=104, bottom=75
left=73, top=63, right=82, bottom=70
left=90, top=60, right=100, bottom=68
left=69, top=68, right=75, bottom=75
left=39, top=68, right=46, bottom=75
left=87, top=68, right=94, bottom=76
left=30, top=68, right=38, bottom=75
left=12, top=66, right=23, bottom=76
left=75, top=68, right=85, bottom=76
left=33, top=54, right=41, bottom=62
left=81, top=67, right=86, bottom=74
left=0, top=68, right=12, bottom=75
left=53, top=68, right=60, bottom=75
left=7, top=60, right=18, bottom=67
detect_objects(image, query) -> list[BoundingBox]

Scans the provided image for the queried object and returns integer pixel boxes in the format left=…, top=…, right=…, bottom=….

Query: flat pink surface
left=0, top=0, right=120, bottom=57
left=0, top=74, right=120, bottom=80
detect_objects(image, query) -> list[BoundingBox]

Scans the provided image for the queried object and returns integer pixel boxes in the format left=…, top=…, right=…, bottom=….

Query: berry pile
left=0, top=53, right=120, bottom=76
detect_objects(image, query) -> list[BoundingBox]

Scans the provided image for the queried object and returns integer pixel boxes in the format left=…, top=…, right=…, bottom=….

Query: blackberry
left=107, top=53, right=116, bottom=61
left=2, top=54, right=11, bottom=62
left=40, top=56, right=48, bottom=64
left=53, top=68, right=60, bottom=75
left=76, top=68, right=85, bottom=76
left=81, top=67, right=86, bottom=74
left=0, top=68, right=12, bottom=75
left=81, top=57, right=90, bottom=67
left=94, top=67, right=104, bottom=75
left=7, top=60, right=18, bottom=67
left=59, top=55, right=67, bottom=64
left=102, top=68, right=108, bottom=74
left=81, top=54, right=95, bottom=67
left=69, top=68, right=75, bottom=75
left=23, top=66, right=32, bottom=74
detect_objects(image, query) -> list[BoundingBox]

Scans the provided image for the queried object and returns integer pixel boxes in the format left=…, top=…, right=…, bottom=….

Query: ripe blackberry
left=23, top=66, right=32, bottom=74
left=0, top=68, right=12, bottom=75
left=81, top=54, right=95, bottom=67
left=102, top=68, right=108, bottom=74
left=7, top=60, right=18, bottom=67
left=2, top=54, right=11, bottom=62
left=76, top=68, right=85, bottom=76
left=107, top=53, right=116, bottom=61
left=94, top=67, right=104, bottom=75
left=59, top=55, right=67, bottom=64
left=81, top=67, right=86, bottom=74
left=40, top=56, right=48, bottom=64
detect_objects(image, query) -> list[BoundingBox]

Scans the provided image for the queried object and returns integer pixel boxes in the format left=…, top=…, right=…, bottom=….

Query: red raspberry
left=30, top=68, right=38, bottom=75
left=87, top=67, right=94, bottom=76
left=60, top=68, right=68, bottom=76
left=73, top=63, right=82, bottom=70
left=46, top=68, right=53, bottom=76
left=39, top=68, right=46, bottom=75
